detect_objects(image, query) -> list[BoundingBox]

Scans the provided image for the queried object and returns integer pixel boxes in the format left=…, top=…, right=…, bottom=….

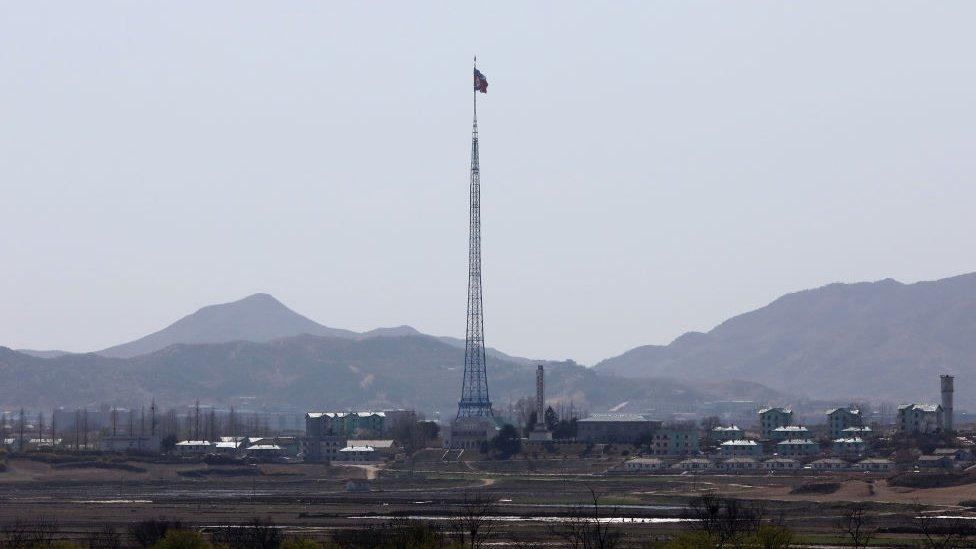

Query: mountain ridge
left=596, top=272, right=976, bottom=408
left=0, top=335, right=783, bottom=418
left=19, top=293, right=534, bottom=366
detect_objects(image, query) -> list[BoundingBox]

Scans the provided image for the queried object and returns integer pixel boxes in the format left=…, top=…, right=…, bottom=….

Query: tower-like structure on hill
left=529, top=364, right=553, bottom=441
left=456, top=58, right=493, bottom=419
left=941, top=374, right=954, bottom=432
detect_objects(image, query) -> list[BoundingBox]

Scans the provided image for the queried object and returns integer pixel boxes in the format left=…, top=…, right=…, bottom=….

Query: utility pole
left=18, top=408, right=25, bottom=452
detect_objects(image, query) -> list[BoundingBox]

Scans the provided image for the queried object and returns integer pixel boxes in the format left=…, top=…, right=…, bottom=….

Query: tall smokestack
left=536, top=364, right=545, bottom=427
left=941, top=374, right=954, bottom=433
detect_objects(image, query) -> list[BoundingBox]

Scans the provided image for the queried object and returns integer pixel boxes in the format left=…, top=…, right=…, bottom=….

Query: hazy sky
left=3, top=3, right=976, bottom=364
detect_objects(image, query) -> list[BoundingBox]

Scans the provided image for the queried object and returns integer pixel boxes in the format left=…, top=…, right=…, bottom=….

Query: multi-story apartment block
left=897, top=404, right=944, bottom=435
left=758, top=407, right=793, bottom=439
left=648, top=427, right=700, bottom=457
left=827, top=407, right=863, bottom=439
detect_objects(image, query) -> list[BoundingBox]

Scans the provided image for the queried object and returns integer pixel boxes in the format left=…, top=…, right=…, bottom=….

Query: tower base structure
left=447, top=416, right=498, bottom=450
left=528, top=423, right=553, bottom=442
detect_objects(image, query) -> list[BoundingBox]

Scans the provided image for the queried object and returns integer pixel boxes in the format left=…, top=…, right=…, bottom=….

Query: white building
left=719, top=439, right=762, bottom=457
left=711, top=426, right=744, bottom=442
left=675, top=458, right=713, bottom=472
left=173, top=440, right=214, bottom=456
left=763, top=458, right=800, bottom=471
left=99, top=434, right=160, bottom=453
left=759, top=408, right=793, bottom=439
left=776, top=439, right=821, bottom=457
left=854, top=458, right=894, bottom=473
left=810, top=458, right=849, bottom=471
left=832, top=437, right=867, bottom=456
left=624, top=458, right=668, bottom=472
left=897, top=404, right=944, bottom=435
left=720, top=457, right=760, bottom=471
left=771, top=426, right=809, bottom=441
left=826, top=407, right=863, bottom=439
left=337, top=445, right=377, bottom=463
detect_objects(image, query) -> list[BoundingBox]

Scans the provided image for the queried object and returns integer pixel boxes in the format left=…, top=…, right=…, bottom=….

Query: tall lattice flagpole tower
left=457, top=58, right=493, bottom=419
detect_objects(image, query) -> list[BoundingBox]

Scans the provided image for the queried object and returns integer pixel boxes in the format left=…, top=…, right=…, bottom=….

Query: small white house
left=337, top=445, right=377, bottom=463
left=245, top=444, right=285, bottom=460
left=771, top=426, right=810, bottom=441
left=776, top=439, right=821, bottom=457
left=810, top=458, right=849, bottom=471
left=173, top=440, right=214, bottom=456
left=711, top=426, right=744, bottom=442
left=675, top=458, right=713, bottom=472
left=720, top=457, right=760, bottom=471
left=763, top=457, right=800, bottom=471
left=719, top=439, right=763, bottom=457
left=214, top=440, right=243, bottom=456
left=624, top=458, right=668, bottom=472
left=832, top=437, right=867, bottom=456
left=854, top=458, right=894, bottom=473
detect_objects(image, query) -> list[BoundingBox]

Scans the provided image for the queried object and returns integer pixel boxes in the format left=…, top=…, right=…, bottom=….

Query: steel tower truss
left=457, top=63, right=493, bottom=419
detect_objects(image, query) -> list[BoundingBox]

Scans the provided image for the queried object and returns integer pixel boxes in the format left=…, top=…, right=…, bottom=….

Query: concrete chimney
left=941, top=374, right=954, bottom=433
left=536, top=364, right=545, bottom=425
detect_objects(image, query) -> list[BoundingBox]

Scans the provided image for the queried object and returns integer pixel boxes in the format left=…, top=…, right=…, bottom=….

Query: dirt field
left=1, top=453, right=975, bottom=546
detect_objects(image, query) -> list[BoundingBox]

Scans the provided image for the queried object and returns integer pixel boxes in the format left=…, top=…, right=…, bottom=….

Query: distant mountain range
left=0, top=336, right=778, bottom=418
left=2, top=292, right=779, bottom=415
left=19, top=293, right=532, bottom=366
left=8, top=271, right=976, bottom=413
left=596, top=273, right=976, bottom=409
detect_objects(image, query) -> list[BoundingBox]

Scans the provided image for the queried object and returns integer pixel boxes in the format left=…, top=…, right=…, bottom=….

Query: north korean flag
left=473, top=68, right=488, bottom=93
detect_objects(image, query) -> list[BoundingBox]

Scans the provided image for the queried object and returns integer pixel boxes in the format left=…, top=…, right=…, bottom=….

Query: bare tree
left=548, top=486, right=621, bottom=549
left=450, top=492, right=498, bottom=548
left=835, top=502, right=875, bottom=548
left=1, top=517, right=59, bottom=547
left=686, top=494, right=767, bottom=547
left=911, top=502, right=975, bottom=549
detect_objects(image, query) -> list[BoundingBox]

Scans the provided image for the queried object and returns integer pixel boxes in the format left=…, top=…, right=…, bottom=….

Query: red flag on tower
left=473, top=68, right=488, bottom=93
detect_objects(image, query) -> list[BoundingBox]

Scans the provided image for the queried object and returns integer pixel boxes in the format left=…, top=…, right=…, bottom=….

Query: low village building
left=811, top=458, right=849, bottom=471
left=842, top=426, right=873, bottom=439
left=720, top=457, right=759, bottom=472
left=173, top=440, right=214, bottom=456
left=348, top=439, right=398, bottom=459
left=675, top=458, right=713, bottom=472
left=854, top=458, right=894, bottom=473
left=305, top=411, right=389, bottom=460
left=624, top=458, right=668, bottom=472
left=214, top=440, right=242, bottom=456
left=648, top=427, right=699, bottom=456
left=771, top=426, right=810, bottom=441
left=337, top=445, right=377, bottom=463
left=719, top=439, right=762, bottom=458
left=245, top=444, right=285, bottom=461
left=759, top=408, right=793, bottom=439
left=763, top=457, right=801, bottom=471
left=916, top=455, right=953, bottom=470
left=305, top=435, right=346, bottom=462
left=827, top=407, right=863, bottom=439
left=99, top=434, right=161, bottom=453
left=933, top=447, right=975, bottom=466
left=776, top=439, right=820, bottom=457
left=577, top=414, right=661, bottom=444
left=447, top=416, right=499, bottom=450
left=710, top=426, right=744, bottom=442
left=832, top=437, right=867, bottom=456
left=898, top=404, right=945, bottom=435
left=306, top=411, right=386, bottom=438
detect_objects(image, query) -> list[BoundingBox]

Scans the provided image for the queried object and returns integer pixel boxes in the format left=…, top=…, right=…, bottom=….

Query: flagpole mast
left=473, top=55, right=477, bottom=124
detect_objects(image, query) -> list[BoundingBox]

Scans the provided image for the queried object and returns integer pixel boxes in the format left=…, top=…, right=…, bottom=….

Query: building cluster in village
left=1, top=372, right=971, bottom=476
left=619, top=374, right=974, bottom=474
